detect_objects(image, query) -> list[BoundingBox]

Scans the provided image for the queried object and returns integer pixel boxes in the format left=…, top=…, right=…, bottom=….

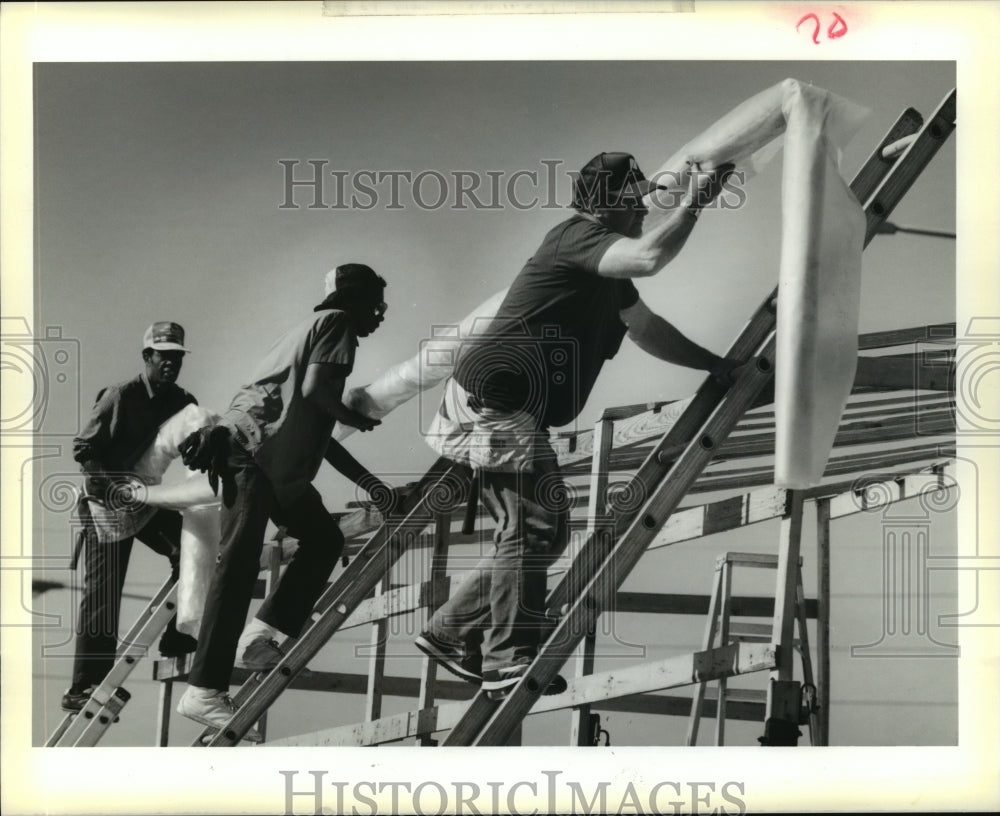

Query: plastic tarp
left=334, top=79, right=868, bottom=488
left=646, top=79, right=869, bottom=486
left=129, top=404, right=222, bottom=636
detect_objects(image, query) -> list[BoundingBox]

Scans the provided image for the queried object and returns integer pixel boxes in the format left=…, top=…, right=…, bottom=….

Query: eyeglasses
left=374, top=301, right=388, bottom=317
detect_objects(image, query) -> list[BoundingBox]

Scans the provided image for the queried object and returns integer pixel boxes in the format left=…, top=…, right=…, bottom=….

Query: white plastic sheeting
left=332, top=79, right=869, bottom=488
left=130, top=404, right=222, bottom=636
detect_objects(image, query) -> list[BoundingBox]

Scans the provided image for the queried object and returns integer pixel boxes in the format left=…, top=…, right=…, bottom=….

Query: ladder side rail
left=51, top=577, right=177, bottom=747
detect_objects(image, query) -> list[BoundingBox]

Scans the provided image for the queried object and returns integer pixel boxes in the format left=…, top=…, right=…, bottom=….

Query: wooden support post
left=365, top=556, right=392, bottom=723
left=417, top=514, right=452, bottom=745
left=570, top=417, right=614, bottom=746
left=686, top=556, right=725, bottom=746
left=815, top=497, right=831, bottom=746
left=763, top=490, right=805, bottom=746
left=715, top=558, right=734, bottom=746
left=156, top=677, right=173, bottom=747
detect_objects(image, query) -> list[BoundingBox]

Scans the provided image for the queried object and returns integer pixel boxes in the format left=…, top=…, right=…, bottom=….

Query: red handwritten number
left=827, top=12, right=848, bottom=39
left=797, top=11, right=848, bottom=44
left=796, top=12, right=822, bottom=44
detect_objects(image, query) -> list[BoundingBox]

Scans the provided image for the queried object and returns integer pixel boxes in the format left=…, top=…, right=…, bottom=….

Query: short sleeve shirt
left=454, top=214, right=638, bottom=428
left=222, top=309, right=357, bottom=502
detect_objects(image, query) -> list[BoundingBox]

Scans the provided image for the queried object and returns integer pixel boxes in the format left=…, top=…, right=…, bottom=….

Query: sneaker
left=236, top=636, right=314, bottom=677
left=158, top=626, right=198, bottom=658
left=177, top=688, right=262, bottom=743
left=60, top=685, right=95, bottom=713
left=415, top=632, right=482, bottom=684
left=481, top=663, right=568, bottom=700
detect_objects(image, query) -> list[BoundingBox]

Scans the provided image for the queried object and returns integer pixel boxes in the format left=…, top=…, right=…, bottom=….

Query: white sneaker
left=177, top=687, right=262, bottom=743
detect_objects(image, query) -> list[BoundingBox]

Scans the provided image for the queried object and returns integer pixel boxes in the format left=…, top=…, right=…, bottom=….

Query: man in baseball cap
left=571, top=151, right=657, bottom=214
left=142, top=321, right=191, bottom=353
left=421, top=151, right=740, bottom=699
left=175, top=263, right=394, bottom=736
left=63, top=320, right=198, bottom=713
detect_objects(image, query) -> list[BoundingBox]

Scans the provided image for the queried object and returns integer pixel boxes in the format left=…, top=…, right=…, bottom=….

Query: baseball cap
left=573, top=151, right=656, bottom=210
left=142, top=321, right=189, bottom=353
left=327, top=263, right=385, bottom=297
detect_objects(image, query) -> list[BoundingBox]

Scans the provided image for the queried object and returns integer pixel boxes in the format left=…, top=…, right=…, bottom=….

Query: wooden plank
left=815, top=496, right=832, bottom=745
left=270, top=643, right=776, bottom=747
left=614, top=592, right=819, bottom=620
left=690, top=444, right=954, bottom=493
left=857, top=322, right=954, bottom=350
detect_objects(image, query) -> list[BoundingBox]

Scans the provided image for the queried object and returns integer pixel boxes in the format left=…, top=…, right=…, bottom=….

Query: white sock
left=237, top=617, right=282, bottom=655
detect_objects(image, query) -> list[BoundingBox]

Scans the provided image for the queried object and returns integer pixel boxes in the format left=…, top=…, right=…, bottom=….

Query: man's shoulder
left=98, top=375, right=144, bottom=400
left=310, top=308, right=355, bottom=344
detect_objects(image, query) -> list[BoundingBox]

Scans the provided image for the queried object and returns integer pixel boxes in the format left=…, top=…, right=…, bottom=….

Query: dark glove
left=710, top=356, right=746, bottom=388
left=179, top=424, right=235, bottom=501
left=690, top=162, right=736, bottom=208
left=84, top=472, right=112, bottom=501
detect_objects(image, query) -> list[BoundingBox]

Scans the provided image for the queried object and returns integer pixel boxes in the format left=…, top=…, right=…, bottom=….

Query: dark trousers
left=71, top=509, right=182, bottom=689
left=426, top=441, right=569, bottom=671
left=188, top=450, right=344, bottom=691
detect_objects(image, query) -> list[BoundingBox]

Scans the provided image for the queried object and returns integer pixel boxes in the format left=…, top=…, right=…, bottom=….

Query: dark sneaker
left=158, top=626, right=198, bottom=658
left=415, top=632, right=482, bottom=684
left=177, top=688, right=262, bottom=743
left=481, top=663, right=568, bottom=700
left=60, top=685, right=95, bottom=713
left=236, top=636, right=285, bottom=671
left=235, top=636, right=312, bottom=677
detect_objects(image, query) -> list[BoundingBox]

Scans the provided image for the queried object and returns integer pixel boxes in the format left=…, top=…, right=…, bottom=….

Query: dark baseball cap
left=573, top=151, right=655, bottom=210
left=334, top=263, right=385, bottom=295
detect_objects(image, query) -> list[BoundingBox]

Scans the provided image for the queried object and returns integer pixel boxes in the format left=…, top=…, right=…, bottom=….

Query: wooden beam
left=268, top=643, right=777, bottom=747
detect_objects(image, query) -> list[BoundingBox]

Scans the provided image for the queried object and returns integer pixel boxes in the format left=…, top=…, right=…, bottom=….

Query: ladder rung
left=704, top=687, right=767, bottom=704
left=727, top=622, right=774, bottom=638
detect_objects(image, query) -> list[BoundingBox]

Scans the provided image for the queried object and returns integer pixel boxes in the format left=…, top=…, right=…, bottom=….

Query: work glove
left=689, top=162, right=737, bottom=209
left=710, top=356, right=746, bottom=388
left=179, top=424, right=237, bottom=504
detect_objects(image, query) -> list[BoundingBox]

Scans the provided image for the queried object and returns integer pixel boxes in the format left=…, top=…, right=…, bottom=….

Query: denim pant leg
left=481, top=449, right=568, bottom=670
left=425, top=551, right=494, bottom=652
left=188, top=460, right=274, bottom=690
left=71, top=533, right=134, bottom=689
left=257, top=485, right=343, bottom=638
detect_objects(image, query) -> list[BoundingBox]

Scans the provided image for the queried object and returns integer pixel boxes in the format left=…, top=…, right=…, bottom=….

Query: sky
left=24, top=57, right=961, bottom=749
left=3, top=4, right=995, bottom=810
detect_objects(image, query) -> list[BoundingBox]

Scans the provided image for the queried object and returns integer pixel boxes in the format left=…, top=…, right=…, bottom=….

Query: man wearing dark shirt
left=63, top=322, right=199, bottom=712
left=176, top=264, right=395, bottom=737
left=419, top=152, right=740, bottom=698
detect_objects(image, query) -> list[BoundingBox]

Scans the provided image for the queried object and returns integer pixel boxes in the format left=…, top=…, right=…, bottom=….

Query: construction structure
left=48, top=88, right=957, bottom=749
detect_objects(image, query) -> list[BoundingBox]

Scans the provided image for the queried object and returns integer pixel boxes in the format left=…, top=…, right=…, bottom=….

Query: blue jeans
left=426, top=441, right=568, bottom=671
left=188, top=446, right=343, bottom=690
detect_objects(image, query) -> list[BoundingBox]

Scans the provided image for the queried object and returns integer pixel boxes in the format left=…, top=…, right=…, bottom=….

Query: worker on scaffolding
left=418, top=152, right=741, bottom=699
left=63, top=322, right=200, bottom=713
left=175, top=263, right=397, bottom=734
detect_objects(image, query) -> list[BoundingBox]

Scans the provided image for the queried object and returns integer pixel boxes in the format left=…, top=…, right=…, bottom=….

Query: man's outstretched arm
left=621, top=298, right=742, bottom=385
left=302, top=363, right=380, bottom=432
left=598, top=163, right=734, bottom=279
